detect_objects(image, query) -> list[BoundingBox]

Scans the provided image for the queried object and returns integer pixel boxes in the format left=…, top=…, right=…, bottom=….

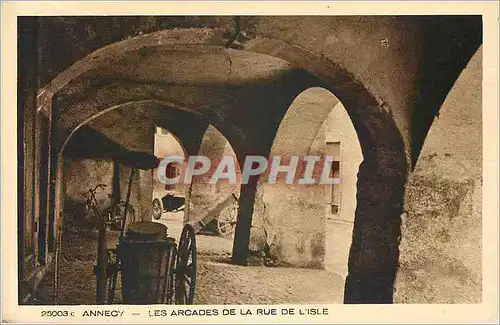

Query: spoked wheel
left=152, top=198, right=163, bottom=220
left=175, top=224, right=196, bottom=305
left=95, top=249, right=120, bottom=304
left=105, top=251, right=120, bottom=304
left=216, top=202, right=238, bottom=238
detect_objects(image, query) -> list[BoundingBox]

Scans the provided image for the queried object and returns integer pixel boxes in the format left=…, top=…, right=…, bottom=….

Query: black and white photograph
left=2, top=1, right=499, bottom=323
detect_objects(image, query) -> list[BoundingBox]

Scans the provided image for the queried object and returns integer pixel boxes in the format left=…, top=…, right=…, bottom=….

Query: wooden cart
left=99, top=221, right=197, bottom=305
left=152, top=191, right=239, bottom=238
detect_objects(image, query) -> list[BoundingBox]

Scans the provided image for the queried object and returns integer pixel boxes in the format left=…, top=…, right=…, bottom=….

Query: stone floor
left=31, top=210, right=347, bottom=305
left=158, top=212, right=346, bottom=304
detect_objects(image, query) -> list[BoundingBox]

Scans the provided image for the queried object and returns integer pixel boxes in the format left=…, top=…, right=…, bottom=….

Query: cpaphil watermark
left=156, top=155, right=341, bottom=185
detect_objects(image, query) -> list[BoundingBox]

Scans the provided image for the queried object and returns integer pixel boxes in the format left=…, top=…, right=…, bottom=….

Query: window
left=326, top=142, right=341, bottom=215
left=330, top=160, right=341, bottom=214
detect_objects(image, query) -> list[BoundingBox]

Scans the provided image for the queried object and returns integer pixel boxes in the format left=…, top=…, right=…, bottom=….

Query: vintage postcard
left=1, top=1, right=499, bottom=323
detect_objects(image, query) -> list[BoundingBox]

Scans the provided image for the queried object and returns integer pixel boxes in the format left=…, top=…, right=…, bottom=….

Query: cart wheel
left=175, top=224, right=196, bottom=305
left=94, top=250, right=119, bottom=304
left=105, top=252, right=119, bottom=304
left=152, top=198, right=163, bottom=220
left=216, top=203, right=238, bottom=238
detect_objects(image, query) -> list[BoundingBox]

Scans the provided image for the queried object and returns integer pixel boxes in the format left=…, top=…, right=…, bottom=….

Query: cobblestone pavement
left=196, top=261, right=344, bottom=304
left=159, top=212, right=345, bottom=304
left=32, top=211, right=344, bottom=305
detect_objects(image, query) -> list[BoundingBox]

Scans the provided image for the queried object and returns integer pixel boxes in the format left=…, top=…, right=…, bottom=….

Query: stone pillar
left=247, top=184, right=267, bottom=265
left=138, top=169, right=154, bottom=221
left=343, top=160, right=406, bottom=303
left=232, top=179, right=258, bottom=265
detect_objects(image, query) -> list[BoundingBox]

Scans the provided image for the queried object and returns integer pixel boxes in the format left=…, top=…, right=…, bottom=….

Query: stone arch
left=56, top=95, right=248, bottom=231
left=53, top=101, right=210, bottom=249
left=257, top=87, right=340, bottom=269
left=38, top=27, right=410, bottom=304
left=59, top=100, right=209, bottom=157
left=234, top=71, right=408, bottom=303
left=257, top=87, right=364, bottom=277
left=185, top=125, right=242, bottom=228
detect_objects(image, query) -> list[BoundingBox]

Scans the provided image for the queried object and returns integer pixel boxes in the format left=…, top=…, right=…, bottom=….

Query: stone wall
left=65, top=159, right=115, bottom=208
left=18, top=18, right=40, bottom=291
left=395, top=47, right=482, bottom=303
left=324, top=102, right=363, bottom=224
left=260, top=88, right=336, bottom=268
left=65, top=159, right=154, bottom=225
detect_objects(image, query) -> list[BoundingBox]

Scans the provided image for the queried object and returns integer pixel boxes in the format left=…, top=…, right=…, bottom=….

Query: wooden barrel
left=119, top=221, right=174, bottom=304
left=126, top=221, right=168, bottom=241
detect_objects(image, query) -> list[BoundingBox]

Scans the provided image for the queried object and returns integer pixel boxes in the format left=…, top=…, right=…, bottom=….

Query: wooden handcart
left=98, top=221, right=197, bottom=305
